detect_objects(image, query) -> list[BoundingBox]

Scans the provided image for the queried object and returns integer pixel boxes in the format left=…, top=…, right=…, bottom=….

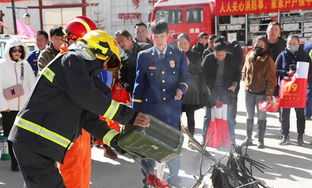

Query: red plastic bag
left=205, top=105, right=231, bottom=148
left=112, top=81, right=131, bottom=104
left=258, top=97, right=280, bottom=112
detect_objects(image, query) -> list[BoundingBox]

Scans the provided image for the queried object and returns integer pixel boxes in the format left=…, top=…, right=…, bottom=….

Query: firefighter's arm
left=62, top=53, right=136, bottom=125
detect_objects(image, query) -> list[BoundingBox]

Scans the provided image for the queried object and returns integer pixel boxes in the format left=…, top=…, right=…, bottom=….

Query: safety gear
left=65, top=16, right=97, bottom=42
left=286, top=44, right=300, bottom=54
left=81, top=30, right=121, bottom=69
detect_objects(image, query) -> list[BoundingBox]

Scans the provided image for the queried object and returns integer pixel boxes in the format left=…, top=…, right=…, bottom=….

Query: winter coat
left=38, top=43, right=59, bottom=70
left=268, top=38, right=286, bottom=61
left=0, top=38, right=36, bottom=112
left=242, top=51, right=277, bottom=96
left=276, top=48, right=311, bottom=86
left=120, top=42, right=151, bottom=94
left=182, top=50, right=202, bottom=106
left=202, top=53, right=240, bottom=90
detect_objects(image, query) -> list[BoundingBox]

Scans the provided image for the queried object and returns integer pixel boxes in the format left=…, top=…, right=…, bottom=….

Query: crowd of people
left=0, top=17, right=312, bottom=188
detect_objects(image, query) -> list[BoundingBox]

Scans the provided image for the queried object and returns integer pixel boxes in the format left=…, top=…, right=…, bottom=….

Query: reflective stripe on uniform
left=102, top=129, right=119, bottom=146
left=41, top=67, right=55, bottom=83
left=15, top=116, right=71, bottom=148
left=103, top=100, right=120, bottom=120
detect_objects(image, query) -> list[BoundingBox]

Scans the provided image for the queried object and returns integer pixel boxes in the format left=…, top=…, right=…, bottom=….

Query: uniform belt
left=15, top=116, right=72, bottom=149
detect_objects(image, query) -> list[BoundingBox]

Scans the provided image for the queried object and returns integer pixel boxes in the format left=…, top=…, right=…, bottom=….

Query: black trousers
left=13, top=142, right=65, bottom=188
left=281, top=108, right=305, bottom=136
left=182, top=104, right=197, bottom=136
left=1, top=111, right=18, bottom=169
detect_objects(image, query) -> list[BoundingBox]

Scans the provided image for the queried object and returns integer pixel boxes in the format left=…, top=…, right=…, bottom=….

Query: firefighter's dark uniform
left=9, top=51, right=136, bottom=188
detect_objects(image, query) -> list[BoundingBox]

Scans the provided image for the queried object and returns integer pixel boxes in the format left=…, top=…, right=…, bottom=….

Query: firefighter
left=59, top=16, right=96, bottom=188
left=8, top=30, right=150, bottom=188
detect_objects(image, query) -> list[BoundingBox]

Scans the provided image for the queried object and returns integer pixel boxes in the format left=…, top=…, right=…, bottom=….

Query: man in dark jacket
left=276, top=35, right=311, bottom=146
left=117, top=30, right=151, bottom=94
left=202, top=34, right=217, bottom=59
left=8, top=30, right=150, bottom=188
left=266, top=22, right=286, bottom=61
left=202, top=42, right=240, bottom=144
left=192, top=32, right=209, bottom=57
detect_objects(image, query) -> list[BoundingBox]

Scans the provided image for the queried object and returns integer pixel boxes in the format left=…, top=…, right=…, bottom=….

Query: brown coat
left=38, top=44, right=59, bottom=70
left=242, top=51, right=277, bottom=96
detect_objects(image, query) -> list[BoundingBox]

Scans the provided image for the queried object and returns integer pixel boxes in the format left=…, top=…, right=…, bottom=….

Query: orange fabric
left=60, top=129, right=91, bottom=188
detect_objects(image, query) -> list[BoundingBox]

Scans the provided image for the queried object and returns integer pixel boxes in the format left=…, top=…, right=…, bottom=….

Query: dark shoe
left=280, top=136, right=289, bottom=145
left=257, top=141, right=265, bottom=149
left=242, top=138, right=254, bottom=146
left=11, top=165, right=19, bottom=172
left=297, top=134, right=304, bottom=146
left=103, top=145, right=118, bottom=160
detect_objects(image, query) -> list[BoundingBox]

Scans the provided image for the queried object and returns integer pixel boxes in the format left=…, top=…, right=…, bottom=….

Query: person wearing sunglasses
left=0, top=38, right=36, bottom=171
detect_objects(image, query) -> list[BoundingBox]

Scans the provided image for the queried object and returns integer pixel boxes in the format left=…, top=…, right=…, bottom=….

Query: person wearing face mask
left=276, top=35, right=311, bottom=146
left=0, top=38, right=36, bottom=171
left=242, top=36, right=276, bottom=149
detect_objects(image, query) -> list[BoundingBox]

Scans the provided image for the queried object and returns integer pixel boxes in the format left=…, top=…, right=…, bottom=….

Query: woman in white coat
left=0, top=38, right=36, bottom=171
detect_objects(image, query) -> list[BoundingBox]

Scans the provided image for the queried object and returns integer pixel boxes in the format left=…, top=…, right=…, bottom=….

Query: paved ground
left=1, top=88, right=312, bottom=188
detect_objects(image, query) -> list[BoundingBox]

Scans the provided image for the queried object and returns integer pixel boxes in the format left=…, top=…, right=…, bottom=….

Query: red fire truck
left=150, top=0, right=215, bottom=44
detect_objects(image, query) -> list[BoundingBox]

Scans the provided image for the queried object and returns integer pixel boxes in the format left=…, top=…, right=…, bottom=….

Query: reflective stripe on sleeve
left=102, top=129, right=119, bottom=146
left=103, top=100, right=120, bottom=120
left=41, top=67, right=55, bottom=83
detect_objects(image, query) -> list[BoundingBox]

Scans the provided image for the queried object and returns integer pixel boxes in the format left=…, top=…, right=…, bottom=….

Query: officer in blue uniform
left=133, top=21, right=191, bottom=187
left=27, top=30, right=49, bottom=76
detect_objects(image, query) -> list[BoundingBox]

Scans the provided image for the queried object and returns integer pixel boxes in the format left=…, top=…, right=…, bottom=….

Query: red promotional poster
left=279, top=78, right=307, bottom=108
left=215, top=0, right=312, bottom=16
left=279, top=61, right=309, bottom=108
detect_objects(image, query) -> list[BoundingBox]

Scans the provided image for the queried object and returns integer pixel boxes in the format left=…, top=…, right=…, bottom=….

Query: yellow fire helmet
left=81, top=30, right=121, bottom=70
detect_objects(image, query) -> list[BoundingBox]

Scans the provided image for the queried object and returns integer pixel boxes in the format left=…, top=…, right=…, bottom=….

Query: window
left=186, top=8, right=203, bottom=23
left=156, top=9, right=182, bottom=24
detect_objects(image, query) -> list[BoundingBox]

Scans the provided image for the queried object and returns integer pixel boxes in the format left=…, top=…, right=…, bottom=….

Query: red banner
left=216, top=0, right=312, bottom=16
